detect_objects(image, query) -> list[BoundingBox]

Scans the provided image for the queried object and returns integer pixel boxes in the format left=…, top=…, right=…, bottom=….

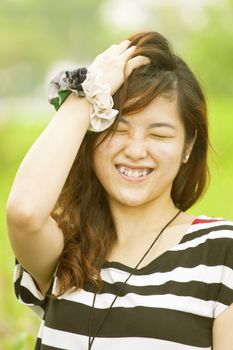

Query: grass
left=0, top=97, right=233, bottom=349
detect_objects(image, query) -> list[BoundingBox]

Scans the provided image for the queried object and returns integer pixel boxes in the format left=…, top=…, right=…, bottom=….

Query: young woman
left=6, top=31, right=233, bottom=350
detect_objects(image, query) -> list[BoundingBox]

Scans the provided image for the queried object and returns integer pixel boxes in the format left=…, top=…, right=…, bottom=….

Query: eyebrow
left=119, top=118, right=176, bottom=130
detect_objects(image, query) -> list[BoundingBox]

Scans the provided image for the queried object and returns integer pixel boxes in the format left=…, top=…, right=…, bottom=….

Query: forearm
left=6, top=93, right=90, bottom=228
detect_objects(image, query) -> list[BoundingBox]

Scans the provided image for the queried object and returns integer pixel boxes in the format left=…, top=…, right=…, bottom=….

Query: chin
left=114, top=192, right=152, bottom=208
left=109, top=185, right=170, bottom=208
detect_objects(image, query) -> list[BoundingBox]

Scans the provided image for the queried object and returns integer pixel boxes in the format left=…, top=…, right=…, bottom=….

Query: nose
left=124, top=136, right=147, bottom=160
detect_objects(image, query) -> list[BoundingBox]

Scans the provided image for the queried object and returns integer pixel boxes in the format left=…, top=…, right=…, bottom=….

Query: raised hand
left=88, top=39, right=151, bottom=95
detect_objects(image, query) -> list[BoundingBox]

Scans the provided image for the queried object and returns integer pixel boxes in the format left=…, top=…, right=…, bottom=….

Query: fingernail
left=144, top=56, right=151, bottom=63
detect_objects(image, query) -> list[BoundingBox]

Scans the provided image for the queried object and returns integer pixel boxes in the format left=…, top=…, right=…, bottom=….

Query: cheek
left=149, top=140, right=184, bottom=166
left=96, top=136, right=124, bottom=157
left=93, top=137, right=121, bottom=174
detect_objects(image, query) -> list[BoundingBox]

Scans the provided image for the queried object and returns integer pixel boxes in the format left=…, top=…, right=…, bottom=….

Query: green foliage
left=191, top=96, right=233, bottom=218
left=0, top=332, right=35, bottom=350
left=0, top=121, right=43, bottom=350
left=0, top=0, right=123, bottom=96
left=1, top=0, right=233, bottom=97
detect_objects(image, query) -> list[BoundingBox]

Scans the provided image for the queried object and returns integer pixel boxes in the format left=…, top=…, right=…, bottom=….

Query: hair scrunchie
left=48, top=67, right=119, bottom=132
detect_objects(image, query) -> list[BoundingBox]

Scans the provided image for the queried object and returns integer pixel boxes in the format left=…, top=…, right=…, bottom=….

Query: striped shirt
left=14, top=215, right=233, bottom=350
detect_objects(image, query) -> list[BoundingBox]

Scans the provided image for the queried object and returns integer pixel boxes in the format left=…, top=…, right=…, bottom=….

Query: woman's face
left=93, top=95, right=187, bottom=208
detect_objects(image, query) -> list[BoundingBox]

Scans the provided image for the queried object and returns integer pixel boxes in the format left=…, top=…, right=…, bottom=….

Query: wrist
left=48, top=67, right=119, bottom=132
left=62, top=91, right=90, bottom=112
left=59, top=92, right=90, bottom=127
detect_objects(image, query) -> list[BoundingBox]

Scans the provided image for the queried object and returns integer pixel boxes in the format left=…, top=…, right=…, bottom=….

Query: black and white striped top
left=14, top=215, right=233, bottom=350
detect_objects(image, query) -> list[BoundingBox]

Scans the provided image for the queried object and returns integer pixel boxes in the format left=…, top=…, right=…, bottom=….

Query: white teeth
left=130, top=171, right=139, bottom=178
left=117, top=166, right=151, bottom=178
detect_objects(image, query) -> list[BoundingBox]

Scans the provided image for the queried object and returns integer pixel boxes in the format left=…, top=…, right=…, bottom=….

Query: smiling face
left=93, top=95, right=188, bottom=209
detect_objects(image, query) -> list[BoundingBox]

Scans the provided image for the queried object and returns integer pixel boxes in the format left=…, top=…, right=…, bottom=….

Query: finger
left=126, top=56, right=151, bottom=77
left=104, top=39, right=131, bottom=56
left=103, top=44, right=117, bottom=54
left=120, top=45, right=137, bottom=60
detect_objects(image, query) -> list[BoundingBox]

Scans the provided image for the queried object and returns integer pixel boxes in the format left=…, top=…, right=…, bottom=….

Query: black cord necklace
left=88, top=209, right=182, bottom=350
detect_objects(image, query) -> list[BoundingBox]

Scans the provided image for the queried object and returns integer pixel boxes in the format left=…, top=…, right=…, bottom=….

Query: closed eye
left=150, top=134, right=173, bottom=139
left=115, top=129, right=128, bottom=134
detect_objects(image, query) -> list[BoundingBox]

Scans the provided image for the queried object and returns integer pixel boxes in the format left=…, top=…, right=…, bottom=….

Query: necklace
left=88, top=209, right=182, bottom=350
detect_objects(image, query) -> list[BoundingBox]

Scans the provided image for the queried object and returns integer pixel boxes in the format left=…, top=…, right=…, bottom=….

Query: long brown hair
left=51, top=31, right=209, bottom=295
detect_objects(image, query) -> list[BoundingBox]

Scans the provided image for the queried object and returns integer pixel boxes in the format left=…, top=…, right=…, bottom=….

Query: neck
left=109, top=196, right=179, bottom=244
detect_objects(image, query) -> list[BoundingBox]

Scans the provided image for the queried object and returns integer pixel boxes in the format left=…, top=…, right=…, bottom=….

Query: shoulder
left=192, top=214, right=233, bottom=232
left=187, top=215, right=233, bottom=271
left=192, top=215, right=233, bottom=253
left=182, top=214, right=233, bottom=247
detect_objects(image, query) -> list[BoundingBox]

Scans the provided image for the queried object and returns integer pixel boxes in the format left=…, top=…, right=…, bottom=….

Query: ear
left=182, top=129, right=197, bottom=164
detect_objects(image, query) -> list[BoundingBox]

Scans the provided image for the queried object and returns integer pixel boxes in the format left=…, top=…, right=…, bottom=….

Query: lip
left=115, top=164, right=154, bottom=182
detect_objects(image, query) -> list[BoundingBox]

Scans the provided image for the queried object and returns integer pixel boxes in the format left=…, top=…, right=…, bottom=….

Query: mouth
left=115, top=165, right=154, bottom=179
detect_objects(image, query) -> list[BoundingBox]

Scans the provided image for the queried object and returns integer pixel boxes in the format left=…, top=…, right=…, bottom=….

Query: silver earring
left=183, top=153, right=190, bottom=162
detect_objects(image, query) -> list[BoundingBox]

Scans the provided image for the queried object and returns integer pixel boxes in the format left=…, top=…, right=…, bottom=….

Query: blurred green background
left=1, top=0, right=233, bottom=349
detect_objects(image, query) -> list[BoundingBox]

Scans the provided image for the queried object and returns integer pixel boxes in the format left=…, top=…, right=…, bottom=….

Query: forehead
left=119, top=95, right=182, bottom=129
